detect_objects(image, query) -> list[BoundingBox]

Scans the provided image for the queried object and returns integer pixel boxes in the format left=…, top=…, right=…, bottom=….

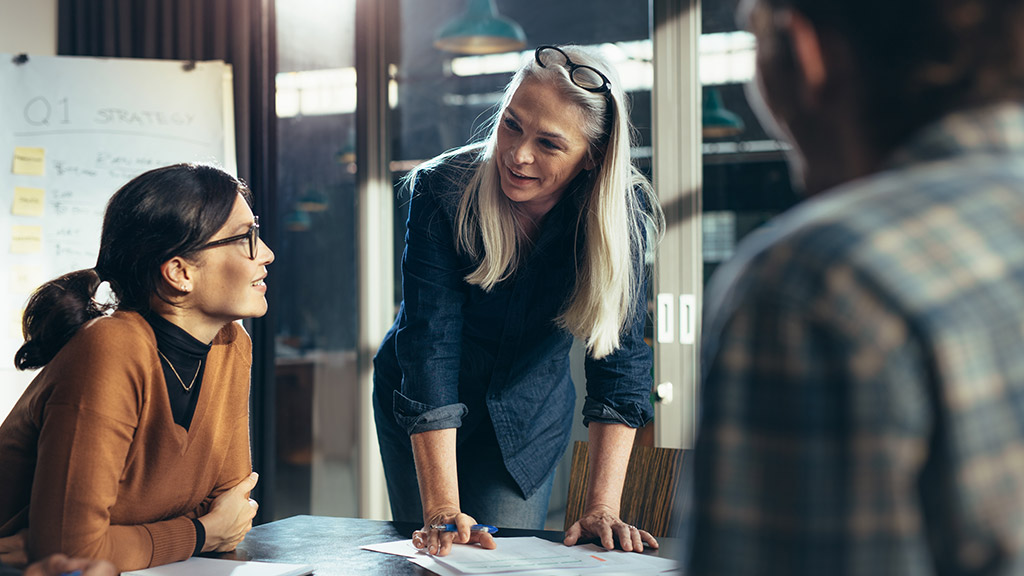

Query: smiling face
left=495, top=78, right=593, bottom=221
left=189, top=193, right=275, bottom=330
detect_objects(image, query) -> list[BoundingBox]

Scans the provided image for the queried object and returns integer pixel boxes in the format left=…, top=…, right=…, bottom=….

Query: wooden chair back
left=563, top=440, right=687, bottom=538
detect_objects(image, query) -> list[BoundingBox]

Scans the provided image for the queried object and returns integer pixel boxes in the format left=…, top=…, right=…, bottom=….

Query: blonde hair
left=409, top=46, right=664, bottom=359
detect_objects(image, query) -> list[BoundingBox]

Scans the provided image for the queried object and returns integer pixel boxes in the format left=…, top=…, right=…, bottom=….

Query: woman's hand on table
left=199, top=471, right=260, bottom=552
left=563, top=504, right=658, bottom=553
left=412, top=508, right=496, bottom=557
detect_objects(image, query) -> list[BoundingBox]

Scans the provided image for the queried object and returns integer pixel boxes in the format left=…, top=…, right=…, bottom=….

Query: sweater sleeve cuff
left=190, top=518, right=206, bottom=556
left=144, top=516, right=197, bottom=567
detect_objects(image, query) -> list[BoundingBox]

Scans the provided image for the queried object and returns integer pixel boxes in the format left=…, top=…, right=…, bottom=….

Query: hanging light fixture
left=335, top=129, right=356, bottom=166
left=296, top=188, right=329, bottom=212
left=702, top=88, right=745, bottom=138
left=285, top=209, right=312, bottom=232
left=434, top=0, right=527, bottom=55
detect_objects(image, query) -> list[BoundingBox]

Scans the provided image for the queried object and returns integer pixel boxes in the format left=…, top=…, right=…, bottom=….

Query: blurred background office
left=0, top=0, right=798, bottom=529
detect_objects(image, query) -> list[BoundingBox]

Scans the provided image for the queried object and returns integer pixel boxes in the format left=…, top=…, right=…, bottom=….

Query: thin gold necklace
left=157, top=349, right=202, bottom=392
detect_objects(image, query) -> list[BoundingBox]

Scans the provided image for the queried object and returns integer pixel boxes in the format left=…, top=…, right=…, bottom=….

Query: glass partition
left=271, top=0, right=360, bottom=519
left=700, top=0, right=800, bottom=283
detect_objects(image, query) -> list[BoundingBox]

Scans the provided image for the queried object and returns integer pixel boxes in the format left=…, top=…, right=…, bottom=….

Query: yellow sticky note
left=12, top=187, right=45, bottom=217
left=10, top=310, right=24, bottom=341
left=10, top=226, right=42, bottom=254
left=12, top=147, right=45, bottom=176
left=10, top=265, right=44, bottom=294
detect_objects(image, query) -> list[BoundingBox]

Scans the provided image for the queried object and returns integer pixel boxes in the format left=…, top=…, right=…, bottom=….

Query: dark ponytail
left=14, top=163, right=248, bottom=371
left=15, top=269, right=111, bottom=370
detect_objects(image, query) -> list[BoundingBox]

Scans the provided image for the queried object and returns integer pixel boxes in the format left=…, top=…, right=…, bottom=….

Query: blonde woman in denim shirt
left=373, top=45, right=664, bottom=557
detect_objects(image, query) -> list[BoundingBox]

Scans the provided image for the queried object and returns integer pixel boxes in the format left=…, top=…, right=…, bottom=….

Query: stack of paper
left=361, top=536, right=678, bottom=575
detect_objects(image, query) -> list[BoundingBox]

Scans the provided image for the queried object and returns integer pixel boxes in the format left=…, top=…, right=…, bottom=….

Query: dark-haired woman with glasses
left=373, top=45, right=665, bottom=556
left=0, top=163, right=275, bottom=572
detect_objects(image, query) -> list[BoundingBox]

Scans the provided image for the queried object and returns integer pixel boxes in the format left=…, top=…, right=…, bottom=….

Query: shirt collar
left=144, top=312, right=212, bottom=358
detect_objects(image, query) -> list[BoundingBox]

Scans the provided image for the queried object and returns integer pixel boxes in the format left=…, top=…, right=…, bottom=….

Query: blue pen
left=431, top=523, right=498, bottom=534
left=60, top=572, right=81, bottom=576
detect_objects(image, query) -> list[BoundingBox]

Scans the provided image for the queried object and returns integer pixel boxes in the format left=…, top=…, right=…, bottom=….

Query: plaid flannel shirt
left=689, top=103, right=1024, bottom=575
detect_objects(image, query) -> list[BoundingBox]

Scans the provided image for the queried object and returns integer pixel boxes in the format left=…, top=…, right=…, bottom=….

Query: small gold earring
left=180, top=284, right=190, bottom=293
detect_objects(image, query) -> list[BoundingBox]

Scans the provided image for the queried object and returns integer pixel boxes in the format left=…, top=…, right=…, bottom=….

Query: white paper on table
left=366, top=536, right=679, bottom=575
left=408, top=556, right=460, bottom=576
left=427, top=537, right=610, bottom=574
left=121, top=557, right=313, bottom=576
left=359, top=539, right=420, bottom=558
left=575, top=544, right=679, bottom=573
left=410, top=553, right=673, bottom=576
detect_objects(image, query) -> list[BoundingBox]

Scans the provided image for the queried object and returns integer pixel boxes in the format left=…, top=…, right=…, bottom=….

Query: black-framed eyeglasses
left=200, top=216, right=260, bottom=260
left=535, top=45, right=611, bottom=94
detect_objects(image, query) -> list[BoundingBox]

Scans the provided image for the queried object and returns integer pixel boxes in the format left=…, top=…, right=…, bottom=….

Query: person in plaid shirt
left=689, top=0, right=1024, bottom=573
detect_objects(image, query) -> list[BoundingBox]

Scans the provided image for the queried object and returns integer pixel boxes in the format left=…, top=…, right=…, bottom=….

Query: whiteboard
left=0, top=54, right=235, bottom=420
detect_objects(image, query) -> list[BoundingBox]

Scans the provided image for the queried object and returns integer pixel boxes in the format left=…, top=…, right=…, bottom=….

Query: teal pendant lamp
left=702, top=88, right=745, bottom=138
left=335, top=130, right=356, bottom=165
left=285, top=209, right=312, bottom=232
left=296, top=188, right=329, bottom=212
left=434, top=0, right=527, bottom=55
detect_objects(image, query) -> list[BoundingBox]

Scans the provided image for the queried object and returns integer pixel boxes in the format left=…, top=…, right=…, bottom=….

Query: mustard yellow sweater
left=0, top=311, right=253, bottom=571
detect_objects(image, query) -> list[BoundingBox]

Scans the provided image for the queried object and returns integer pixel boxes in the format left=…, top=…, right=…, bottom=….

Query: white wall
left=0, top=0, right=58, bottom=55
left=0, top=0, right=56, bottom=421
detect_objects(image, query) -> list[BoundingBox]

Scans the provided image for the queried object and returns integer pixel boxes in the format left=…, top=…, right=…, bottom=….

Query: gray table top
left=223, top=515, right=680, bottom=575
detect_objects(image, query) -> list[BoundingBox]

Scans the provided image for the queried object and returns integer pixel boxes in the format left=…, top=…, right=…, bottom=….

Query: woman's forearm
left=584, top=422, right=637, bottom=515
left=410, top=428, right=461, bottom=522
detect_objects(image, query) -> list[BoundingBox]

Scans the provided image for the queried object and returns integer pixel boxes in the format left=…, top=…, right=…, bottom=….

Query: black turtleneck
left=144, top=313, right=211, bottom=431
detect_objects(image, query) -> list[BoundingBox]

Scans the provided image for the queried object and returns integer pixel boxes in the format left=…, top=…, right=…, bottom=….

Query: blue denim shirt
left=373, top=154, right=654, bottom=498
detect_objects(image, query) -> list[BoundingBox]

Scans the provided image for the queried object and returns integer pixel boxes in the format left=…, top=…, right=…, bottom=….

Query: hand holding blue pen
left=430, top=523, right=498, bottom=534
left=412, top=513, right=499, bottom=557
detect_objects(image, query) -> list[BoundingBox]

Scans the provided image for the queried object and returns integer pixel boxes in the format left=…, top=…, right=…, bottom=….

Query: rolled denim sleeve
left=393, top=169, right=472, bottom=435
left=582, top=258, right=655, bottom=428
left=393, top=390, right=469, bottom=434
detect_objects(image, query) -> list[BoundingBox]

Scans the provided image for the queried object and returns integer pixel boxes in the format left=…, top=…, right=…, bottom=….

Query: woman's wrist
left=189, top=518, right=206, bottom=556
left=423, top=504, right=461, bottom=526
left=419, top=487, right=461, bottom=523
left=582, top=502, right=619, bottom=518
left=196, top=515, right=219, bottom=552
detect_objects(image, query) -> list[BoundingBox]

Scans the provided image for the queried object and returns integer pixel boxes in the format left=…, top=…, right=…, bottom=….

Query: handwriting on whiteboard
left=95, top=108, right=195, bottom=126
left=22, top=95, right=196, bottom=129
